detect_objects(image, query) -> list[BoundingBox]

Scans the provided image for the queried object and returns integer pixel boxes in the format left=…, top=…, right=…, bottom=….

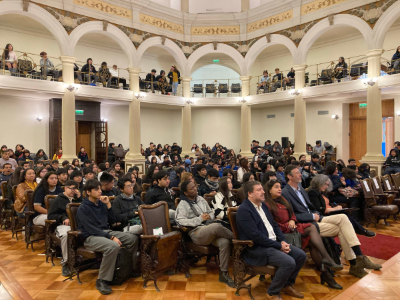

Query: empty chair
left=205, top=84, right=215, bottom=95
left=319, top=69, right=333, bottom=84
left=218, top=83, right=228, bottom=94
left=193, top=84, right=203, bottom=95
left=231, top=83, right=241, bottom=94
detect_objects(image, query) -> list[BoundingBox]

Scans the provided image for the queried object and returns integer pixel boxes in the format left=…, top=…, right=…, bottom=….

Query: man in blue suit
left=236, top=181, right=306, bottom=300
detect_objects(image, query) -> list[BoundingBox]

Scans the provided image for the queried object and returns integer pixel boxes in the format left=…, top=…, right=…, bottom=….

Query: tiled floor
left=0, top=219, right=398, bottom=300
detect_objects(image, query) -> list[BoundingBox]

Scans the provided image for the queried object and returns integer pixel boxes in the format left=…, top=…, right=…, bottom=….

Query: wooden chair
left=141, top=191, right=147, bottom=203
left=44, top=195, right=60, bottom=265
left=360, top=179, right=398, bottom=228
left=371, top=176, right=395, bottom=206
left=232, top=170, right=238, bottom=181
left=172, top=187, right=180, bottom=199
left=382, top=175, right=400, bottom=216
left=390, top=173, right=400, bottom=191
left=142, top=183, right=150, bottom=192
left=25, top=190, right=46, bottom=251
left=11, top=185, right=25, bottom=240
left=227, top=207, right=276, bottom=300
left=0, top=181, right=12, bottom=230
left=138, top=201, right=182, bottom=291
left=255, top=172, right=261, bottom=182
left=203, top=193, right=215, bottom=208
left=66, top=203, right=103, bottom=284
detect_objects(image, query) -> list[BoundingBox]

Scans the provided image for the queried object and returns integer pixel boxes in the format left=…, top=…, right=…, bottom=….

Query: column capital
left=293, top=64, right=307, bottom=72
left=181, top=76, right=192, bottom=82
left=365, top=49, right=384, bottom=58
left=128, top=67, right=141, bottom=75
left=240, top=75, right=251, bottom=82
left=59, top=56, right=76, bottom=64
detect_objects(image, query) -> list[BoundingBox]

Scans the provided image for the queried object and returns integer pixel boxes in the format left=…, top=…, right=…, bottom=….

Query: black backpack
left=322, top=237, right=342, bottom=265
left=110, top=247, right=133, bottom=285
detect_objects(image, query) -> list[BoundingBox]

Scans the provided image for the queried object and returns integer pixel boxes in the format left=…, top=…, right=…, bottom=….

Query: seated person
left=148, top=150, right=161, bottom=164
left=272, top=68, right=286, bottom=90
left=264, top=179, right=343, bottom=290
left=18, top=149, right=33, bottom=162
left=100, top=173, right=121, bottom=197
left=21, top=161, right=30, bottom=170
left=109, top=64, right=127, bottom=89
left=77, top=179, right=139, bottom=295
left=144, top=170, right=175, bottom=219
left=98, top=62, right=112, bottom=87
left=222, top=169, right=241, bottom=189
left=384, top=148, right=400, bottom=175
left=32, top=172, right=63, bottom=226
left=274, top=163, right=286, bottom=188
left=285, top=67, right=295, bottom=86
left=213, top=163, right=223, bottom=178
left=258, top=70, right=271, bottom=93
left=261, top=170, right=277, bottom=187
left=155, top=70, right=168, bottom=94
left=82, top=167, right=95, bottom=185
left=194, top=164, right=207, bottom=186
left=73, top=63, right=83, bottom=83
left=334, top=57, right=348, bottom=80
left=40, top=51, right=59, bottom=79
left=175, top=180, right=235, bottom=288
left=391, top=46, right=400, bottom=70
left=308, top=174, right=375, bottom=237
left=50, top=159, right=59, bottom=172
left=301, top=162, right=316, bottom=189
left=212, top=176, right=237, bottom=222
left=236, top=172, right=254, bottom=204
left=112, top=178, right=143, bottom=235
left=145, top=69, right=158, bottom=92
left=160, top=149, right=170, bottom=163
left=2, top=43, right=17, bottom=75
left=348, top=158, right=357, bottom=166
left=81, top=58, right=99, bottom=84
left=14, top=169, right=38, bottom=218
left=170, top=167, right=185, bottom=188
left=47, top=180, right=82, bottom=276
left=313, top=140, right=325, bottom=155
left=311, top=153, right=323, bottom=173
left=281, top=165, right=382, bottom=278
left=0, top=163, right=13, bottom=197
left=198, top=168, right=220, bottom=197
left=236, top=181, right=306, bottom=299
left=0, top=149, right=18, bottom=171
left=70, top=170, right=84, bottom=194
left=57, top=168, right=68, bottom=186
left=358, top=163, right=371, bottom=180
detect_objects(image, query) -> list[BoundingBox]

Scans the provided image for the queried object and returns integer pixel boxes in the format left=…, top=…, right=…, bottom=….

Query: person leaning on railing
left=334, top=57, right=348, bottom=81
left=73, top=63, right=83, bottom=83
left=145, top=69, right=157, bottom=93
left=81, top=58, right=99, bottom=85
left=40, top=51, right=60, bottom=80
left=258, top=70, right=271, bottom=93
left=2, top=43, right=18, bottom=76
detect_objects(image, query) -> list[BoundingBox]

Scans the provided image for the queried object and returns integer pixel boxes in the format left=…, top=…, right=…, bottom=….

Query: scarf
left=121, top=193, right=134, bottom=200
left=25, top=181, right=37, bottom=190
left=205, top=178, right=219, bottom=191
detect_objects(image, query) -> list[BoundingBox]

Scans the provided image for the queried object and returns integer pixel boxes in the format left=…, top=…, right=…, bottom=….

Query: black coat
left=167, top=71, right=181, bottom=84
left=308, top=189, right=327, bottom=216
left=81, top=64, right=97, bottom=74
left=47, top=193, right=82, bottom=226
left=145, top=185, right=174, bottom=209
left=112, top=194, right=144, bottom=228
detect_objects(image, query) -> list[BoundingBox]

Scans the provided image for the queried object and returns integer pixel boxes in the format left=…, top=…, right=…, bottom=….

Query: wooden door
left=384, top=118, right=394, bottom=156
left=76, top=121, right=92, bottom=159
left=350, top=119, right=367, bottom=164
left=95, top=121, right=108, bottom=165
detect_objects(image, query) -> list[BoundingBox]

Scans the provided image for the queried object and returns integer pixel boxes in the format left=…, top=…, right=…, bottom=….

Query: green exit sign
left=75, top=110, right=84, bottom=115
left=359, top=103, right=367, bottom=108
left=213, top=59, right=219, bottom=63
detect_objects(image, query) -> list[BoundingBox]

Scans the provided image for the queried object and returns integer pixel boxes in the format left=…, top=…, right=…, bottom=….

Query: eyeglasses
left=65, top=186, right=77, bottom=191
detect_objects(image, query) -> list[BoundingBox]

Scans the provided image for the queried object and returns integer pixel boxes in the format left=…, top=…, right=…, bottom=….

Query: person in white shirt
left=160, top=149, right=170, bottom=163
left=258, top=70, right=271, bottom=94
left=237, top=158, right=250, bottom=183
left=3, top=43, right=18, bottom=76
left=212, top=176, right=237, bottom=221
left=109, top=65, right=127, bottom=89
left=148, top=150, right=161, bottom=164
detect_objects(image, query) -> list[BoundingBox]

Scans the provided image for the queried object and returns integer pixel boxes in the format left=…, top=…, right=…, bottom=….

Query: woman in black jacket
left=308, top=174, right=375, bottom=237
left=167, top=65, right=180, bottom=96
left=18, top=149, right=33, bottom=162
left=358, top=163, right=371, bottom=180
left=391, top=46, right=400, bottom=70
left=108, top=143, right=115, bottom=163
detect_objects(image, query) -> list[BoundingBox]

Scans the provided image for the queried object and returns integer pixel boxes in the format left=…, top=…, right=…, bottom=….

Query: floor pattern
left=0, top=219, right=398, bottom=300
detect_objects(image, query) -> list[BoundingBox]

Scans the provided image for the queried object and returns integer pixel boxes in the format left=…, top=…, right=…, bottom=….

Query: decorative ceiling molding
left=279, top=20, right=318, bottom=45
left=118, top=26, right=153, bottom=48
left=73, top=0, right=132, bottom=19
left=347, top=0, right=398, bottom=27
left=227, top=39, right=258, bottom=56
left=247, top=9, right=293, bottom=33
left=139, top=13, right=184, bottom=34
left=174, top=41, right=204, bottom=57
left=42, top=6, right=91, bottom=33
left=191, top=26, right=240, bottom=35
left=301, top=0, right=349, bottom=16
left=102, top=19, right=108, bottom=31
left=22, top=0, right=30, bottom=12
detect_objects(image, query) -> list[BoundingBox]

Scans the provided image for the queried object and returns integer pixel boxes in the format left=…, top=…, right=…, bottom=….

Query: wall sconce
left=185, top=98, right=194, bottom=105
left=65, top=84, right=79, bottom=92
left=238, top=97, right=247, bottom=103
left=101, top=118, right=108, bottom=122
left=134, top=92, right=146, bottom=100
left=289, top=89, right=301, bottom=96
left=332, top=115, right=339, bottom=120
left=397, top=111, right=400, bottom=117
left=363, top=78, right=378, bottom=87
left=36, top=116, right=43, bottom=122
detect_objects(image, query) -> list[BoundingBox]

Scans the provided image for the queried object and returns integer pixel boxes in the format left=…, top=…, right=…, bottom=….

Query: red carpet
left=334, top=234, right=400, bottom=260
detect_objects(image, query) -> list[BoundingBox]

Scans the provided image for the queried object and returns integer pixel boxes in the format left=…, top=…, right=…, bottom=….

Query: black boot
left=320, top=269, right=343, bottom=290
left=61, top=264, right=71, bottom=277
left=95, top=279, right=112, bottom=295
left=219, top=271, right=235, bottom=288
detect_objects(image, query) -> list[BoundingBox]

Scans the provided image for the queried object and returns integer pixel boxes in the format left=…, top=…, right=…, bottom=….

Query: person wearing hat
left=100, top=172, right=120, bottom=197
left=145, top=69, right=158, bottom=93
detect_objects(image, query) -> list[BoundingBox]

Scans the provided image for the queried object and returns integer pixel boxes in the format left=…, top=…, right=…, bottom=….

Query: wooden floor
left=0, top=219, right=398, bottom=300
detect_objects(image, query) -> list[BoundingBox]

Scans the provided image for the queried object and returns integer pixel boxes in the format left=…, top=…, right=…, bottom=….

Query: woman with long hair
left=143, top=164, right=159, bottom=184
left=15, top=144, right=24, bottom=159
left=111, top=161, right=124, bottom=178
left=212, top=176, right=237, bottom=222
left=35, top=166, right=48, bottom=184
left=34, top=149, right=48, bottom=163
left=167, top=65, right=181, bottom=96
left=71, top=159, right=81, bottom=170
left=18, top=149, right=33, bottom=162
left=222, top=169, right=241, bottom=189
left=194, top=146, right=203, bottom=157
left=264, top=179, right=343, bottom=289
left=14, top=168, right=37, bottom=217
left=128, top=166, right=142, bottom=186
left=53, top=148, right=63, bottom=160
left=237, top=158, right=250, bottom=183
left=179, top=172, right=195, bottom=187
left=2, top=43, right=17, bottom=75
left=250, top=161, right=262, bottom=178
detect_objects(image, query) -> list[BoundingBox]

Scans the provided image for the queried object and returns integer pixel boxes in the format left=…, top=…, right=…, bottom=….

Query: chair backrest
left=109, top=196, right=116, bottom=203
left=371, top=176, right=384, bottom=194
left=25, top=190, right=34, bottom=211
left=227, top=206, right=239, bottom=239
left=231, top=83, right=241, bottom=92
left=172, top=187, right=180, bottom=198
left=382, top=175, right=394, bottom=192
left=256, top=172, right=261, bottom=182
left=138, top=201, right=171, bottom=235
left=370, top=169, right=376, bottom=178
left=12, top=185, right=18, bottom=199
left=193, top=84, right=203, bottom=93
left=1, top=181, right=7, bottom=198
left=360, top=179, right=375, bottom=200
left=320, top=69, right=333, bottom=79
left=44, top=195, right=57, bottom=210
left=142, top=183, right=150, bottom=192
left=203, top=194, right=215, bottom=207
left=391, top=173, right=400, bottom=189
left=66, top=203, right=81, bottom=231
left=232, top=170, right=238, bottom=181
left=175, top=197, right=180, bottom=208
left=219, top=84, right=228, bottom=92
left=141, top=191, right=147, bottom=202
left=205, top=84, right=215, bottom=93
left=114, top=147, right=124, bottom=158
left=232, top=189, right=238, bottom=197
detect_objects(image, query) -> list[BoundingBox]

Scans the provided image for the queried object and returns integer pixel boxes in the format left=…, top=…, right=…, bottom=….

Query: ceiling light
left=332, top=115, right=339, bottom=120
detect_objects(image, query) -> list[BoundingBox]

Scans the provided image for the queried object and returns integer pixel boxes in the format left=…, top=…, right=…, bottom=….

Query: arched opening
left=190, top=53, right=242, bottom=97
left=249, top=44, right=294, bottom=95
left=382, top=15, right=400, bottom=75
left=139, top=46, right=183, bottom=95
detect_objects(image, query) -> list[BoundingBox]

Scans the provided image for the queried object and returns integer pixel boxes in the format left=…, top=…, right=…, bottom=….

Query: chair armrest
left=140, top=235, right=161, bottom=241
left=45, top=219, right=57, bottom=225
left=374, top=193, right=387, bottom=197
left=67, top=231, right=82, bottom=237
left=233, top=239, right=254, bottom=247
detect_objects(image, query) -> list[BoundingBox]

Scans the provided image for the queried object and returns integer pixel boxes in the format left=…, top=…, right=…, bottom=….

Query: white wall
left=0, top=97, right=49, bottom=154
left=189, top=0, right=241, bottom=13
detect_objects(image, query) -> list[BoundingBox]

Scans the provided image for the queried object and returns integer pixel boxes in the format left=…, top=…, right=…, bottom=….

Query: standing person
left=2, top=43, right=18, bottom=76
left=334, top=57, right=348, bottom=81
left=47, top=180, right=82, bottom=276
left=98, top=62, right=112, bottom=87
left=167, top=65, right=181, bottom=96
left=40, top=51, right=59, bottom=80
left=391, top=46, right=400, bottom=71
left=78, top=147, right=89, bottom=162
left=175, top=180, right=235, bottom=288
left=236, top=181, right=306, bottom=299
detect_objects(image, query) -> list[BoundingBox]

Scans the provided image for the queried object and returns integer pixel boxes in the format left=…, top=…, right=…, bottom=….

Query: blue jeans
left=264, top=246, right=306, bottom=296
left=384, top=166, right=400, bottom=175
left=172, top=82, right=178, bottom=96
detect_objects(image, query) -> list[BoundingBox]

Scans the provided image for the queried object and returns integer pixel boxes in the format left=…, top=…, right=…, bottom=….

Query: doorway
left=76, top=121, right=92, bottom=158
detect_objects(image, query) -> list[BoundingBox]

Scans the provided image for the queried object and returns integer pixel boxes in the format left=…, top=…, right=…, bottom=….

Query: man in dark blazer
left=236, top=181, right=306, bottom=300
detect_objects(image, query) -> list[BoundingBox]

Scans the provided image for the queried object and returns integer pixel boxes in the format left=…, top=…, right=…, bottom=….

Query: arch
left=68, top=22, right=136, bottom=66
left=136, top=37, right=187, bottom=73
left=373, top=1, right=400, bottom=49
left=245, top=35, right=298, bottom=72
left=297, top=14, right=374, bottom=64
left=187, top=43, right=247, bottom=76
left=0, top=2, right=69, bottom=55
left=191, top=62, right=241, bottom=75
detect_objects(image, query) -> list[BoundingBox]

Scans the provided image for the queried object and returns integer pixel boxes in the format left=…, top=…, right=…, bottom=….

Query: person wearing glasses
left=47, top=180, right=83, bottom=277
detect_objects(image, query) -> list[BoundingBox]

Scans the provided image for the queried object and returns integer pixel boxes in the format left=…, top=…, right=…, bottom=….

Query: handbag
left=283, top=230, right=302, bottom=248
left=338, top=187, right=359, bottom=198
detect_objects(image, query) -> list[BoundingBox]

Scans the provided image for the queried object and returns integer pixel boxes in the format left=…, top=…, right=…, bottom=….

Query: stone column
left=181, top=76, right=192, bottom=157
left=125, top=67, right=146, bottom=174
left=240, top=76, right=252, bottom=158
left=293, top=64, right=307, bottom=158
left=60, top=56, right=77, bottom=163
left=360, top=49, right=385, bottom=175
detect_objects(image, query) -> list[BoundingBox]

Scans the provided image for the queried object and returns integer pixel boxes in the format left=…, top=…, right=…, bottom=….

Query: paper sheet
left=153, top=227, right=163, bottom=236
left=373, top=178, right=379, bottom=189
left=386, top=180, right=392, bottom=191
left=363, top=181, right=370, bottom=192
